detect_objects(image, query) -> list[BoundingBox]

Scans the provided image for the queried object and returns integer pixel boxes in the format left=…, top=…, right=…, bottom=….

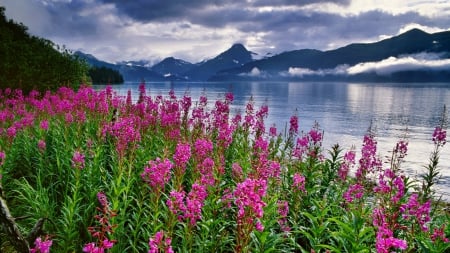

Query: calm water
left=96, top=81, right=450, bottom=199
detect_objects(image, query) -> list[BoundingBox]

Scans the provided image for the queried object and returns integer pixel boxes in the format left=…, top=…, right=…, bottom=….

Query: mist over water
left=96, top=81, right=450, bottom=199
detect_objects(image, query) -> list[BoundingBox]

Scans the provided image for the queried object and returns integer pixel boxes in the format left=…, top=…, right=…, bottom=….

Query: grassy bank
left=0, top=85, right=449, bottom=252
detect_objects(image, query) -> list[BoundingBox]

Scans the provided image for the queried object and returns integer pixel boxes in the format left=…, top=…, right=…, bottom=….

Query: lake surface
left=95, top=81, right=450, bottom=199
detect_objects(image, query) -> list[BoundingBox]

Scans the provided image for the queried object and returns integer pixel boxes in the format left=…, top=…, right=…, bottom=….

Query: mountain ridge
left=76, top=28, right=450, bottom=82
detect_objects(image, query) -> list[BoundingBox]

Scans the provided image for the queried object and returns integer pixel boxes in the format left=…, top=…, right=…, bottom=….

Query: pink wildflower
left=432, top=126, right=446, bottom=146
left=269, top=124, right=277, bottom=137
left=289, top=115, right=299, bottom=134
left=400, top=193, right=431, bottom=231
left=173, top=143, right=191, bottom=169
left=149, top=230, right=173, bottom=253
left=71, top=150, right=85, bottom=169
left=30, top=236, right=53, bottom=253
left=375, top=226, right=407, bottom=253
left=292, top=173, right=306, bottom=193
left=167, top=190, right=186, bottom=221
left=141, top=158, right=173, bottom=192
left=338, top=150, right=355, bottom=181
left=431, top=224, right=450, bottom=243
left=38, top=140, right=46, bottom=152
left=39, top=120, right=49, bottom=130
left=0, top=151, right=5, bottom=166
left=184, top=183, right=208, bottom=226
left=343, top=183, right=365, bottom=203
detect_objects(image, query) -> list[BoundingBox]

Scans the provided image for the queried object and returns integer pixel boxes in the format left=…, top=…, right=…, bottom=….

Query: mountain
left=183, top=43, right=254, bottom=80
left=151, top=57, right=195, bottom=80
left=211, top=28, right=450, bottom=81
left=76, top=28, right=450, bottom=83
left=75, top=51, right=164, bottom=82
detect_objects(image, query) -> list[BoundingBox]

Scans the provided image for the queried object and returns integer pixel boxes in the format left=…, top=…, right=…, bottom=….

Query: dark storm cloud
left=246, top=9, right=436, bottom=51
left=33, top=1, right=103, bottom=37
left=98, top=0, right=350, bottom=24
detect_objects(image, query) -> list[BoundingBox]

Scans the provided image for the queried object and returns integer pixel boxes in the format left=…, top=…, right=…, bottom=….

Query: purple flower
left=38, top=140, right=46, bottom=152
left=39, top=120, right=49, bottom=130
left=289, top=115, right=299, bottom=134
left=149, top=230, right=173, bottom=253
left=432, top=126, right=446, bottom=146
left=292, top=173, right=306, bottom=193
left=167, top=190, right=186, bottom=220
left=141, top=158, right=173, bottom=192
left=0, top=151, right=5, bottom=166
left=394, top=140, right=408, bottom=159
left=30, top=236, right=53, bottom=253
left=338, top=150, right=356, bottom=181
left=71, top=150, right=85, bottom=170
left=184, top=183, right=208, bottom=226
left=83, top=242, right=99, bottom=253
left=375, top=226, right=407, bottom=253
left=173, top=143, right=191, bottom=169
left=97, top=191, right=109, bottom=208
left=194, top=139, right=213, bottom=160
left=431, top=224, right=450, bottom=243
left=343, top=183, right=364, bottom=203
left=255, top=221, right=264, bottom=231
left=234, top=178, right=267, bottom=221
left=400, top=193, right=431, bottom=231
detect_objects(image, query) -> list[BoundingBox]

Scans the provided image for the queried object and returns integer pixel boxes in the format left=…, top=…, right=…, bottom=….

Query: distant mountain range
left=76, top=28, right=450, bottom=82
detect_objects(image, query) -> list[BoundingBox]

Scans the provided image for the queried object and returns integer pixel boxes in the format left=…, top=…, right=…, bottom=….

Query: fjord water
left=99, top=81, right=450, bottom=199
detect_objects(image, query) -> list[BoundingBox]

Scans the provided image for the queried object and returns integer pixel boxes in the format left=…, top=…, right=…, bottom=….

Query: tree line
left=0, top=6, right=123, bottom=93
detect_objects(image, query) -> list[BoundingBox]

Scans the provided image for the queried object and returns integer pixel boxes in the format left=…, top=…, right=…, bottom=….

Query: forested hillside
left=0, top=6, right=89, bottom=92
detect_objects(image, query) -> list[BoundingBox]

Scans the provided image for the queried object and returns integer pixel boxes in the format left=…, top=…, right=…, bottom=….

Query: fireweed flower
left=38, top=140, right=46, bottom=152
left=431, top=224, right=450, bottom=243
left=198, top=157, right=215, bottom=186
left=375, top=225, right=407, bottom=253
left=71, top=150, right=85, bottom=169
left=173, top=143, right=191, bottom=170
left=356, top=134, right=382, bottom=181
left=194, top=139, right=213, bottom=160
left=141, top=158, right=173, bottom=192
left=292, top=173, right=306, bottom=193
left=432, top=126, right=446, bottom=146
left=0, top=151, right=5, bottom=166
left=39, top=120, right=49, bottom=130
left=167, top=190, right=187, bottom=221
left=84, top=192, right=116, bottom=253
left=308, top=128, right=323, bottom=144
left=394, top=140, right=408, bottom=159
left=289, top=115, right=299, bottom=134
left=148, top=230, right=174, bottom=253
left=343, top=183, right=365, bottom=203
left=400, top=193, right=431, bottom=231
left=184, top=183, right=208, bottom=226
left=30, top=236, right=53, bottom=253
left=338, top=150, right=356, bottom=181
left=233, top=178, right=267, bottom=225
left=278, top=200, right=291, bottom=233
left=269, top=124, right=277, bottom=137
left=293, top=135, right=309, bottom=160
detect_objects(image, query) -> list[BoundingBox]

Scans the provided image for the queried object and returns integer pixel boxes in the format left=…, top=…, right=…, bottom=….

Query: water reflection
left=95, top=81, right=450, bottom=199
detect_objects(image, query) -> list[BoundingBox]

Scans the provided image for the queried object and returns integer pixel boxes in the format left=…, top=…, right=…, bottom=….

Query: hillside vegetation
left=0, top=6, right=89, bottom=92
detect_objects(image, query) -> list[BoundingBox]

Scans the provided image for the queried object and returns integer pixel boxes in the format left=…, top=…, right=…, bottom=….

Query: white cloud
left=285, top=65, right=348, bottom=77
left=240, top=67, right=268, bottom=77
left=347, top=53, right=450, bottom=75
left=283, top=53, right=450, bottom=77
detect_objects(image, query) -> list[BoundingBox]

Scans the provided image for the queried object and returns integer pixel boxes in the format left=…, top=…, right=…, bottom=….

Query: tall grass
left=0, top=85, right=448, bottom=252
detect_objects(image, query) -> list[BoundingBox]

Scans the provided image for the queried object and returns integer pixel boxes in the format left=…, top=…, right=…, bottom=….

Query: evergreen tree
left=0, top=6, right=89, bottom=92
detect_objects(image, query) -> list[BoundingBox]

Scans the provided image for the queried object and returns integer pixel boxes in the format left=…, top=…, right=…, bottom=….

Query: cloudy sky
left=1, top=0, right=450, bottom=65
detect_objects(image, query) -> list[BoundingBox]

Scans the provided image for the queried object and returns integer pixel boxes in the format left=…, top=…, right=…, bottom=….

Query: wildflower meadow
left=0, top=84, right=449, bottom=252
